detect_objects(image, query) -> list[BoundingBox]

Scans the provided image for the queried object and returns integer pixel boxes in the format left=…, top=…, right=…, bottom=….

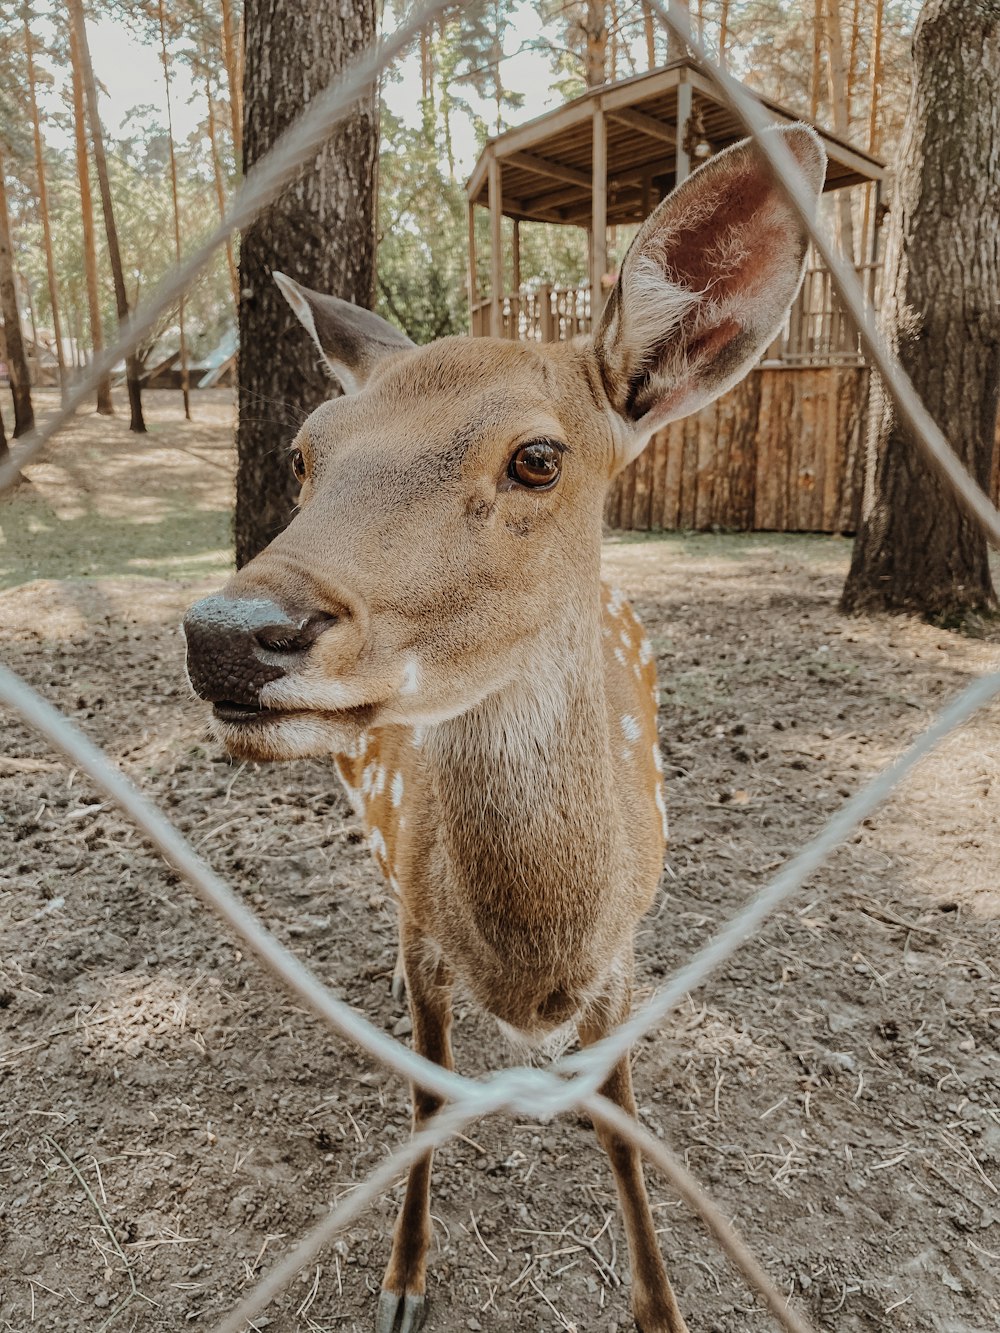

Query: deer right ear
left=594, top=125, right=825, bottom=468
left=273, top=271, right=415, bottom=395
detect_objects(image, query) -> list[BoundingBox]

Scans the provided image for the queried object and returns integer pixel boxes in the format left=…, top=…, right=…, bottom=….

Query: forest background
left=0, top=0, right=918, bottom=382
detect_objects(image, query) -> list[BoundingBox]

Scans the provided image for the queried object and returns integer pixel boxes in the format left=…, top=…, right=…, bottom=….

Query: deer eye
left=508, top=441, right=562, bottom=489
left=290, top=448, right=306, bottom=482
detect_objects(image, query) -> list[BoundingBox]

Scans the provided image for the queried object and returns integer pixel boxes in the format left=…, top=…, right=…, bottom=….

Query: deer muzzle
left=182, top=594, right=336, bottom=720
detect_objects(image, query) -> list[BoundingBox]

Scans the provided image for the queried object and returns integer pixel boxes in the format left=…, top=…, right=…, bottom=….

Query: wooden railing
left=470, top=262, right=881, bottom=368
left=470, top=283, right=592, bottom=343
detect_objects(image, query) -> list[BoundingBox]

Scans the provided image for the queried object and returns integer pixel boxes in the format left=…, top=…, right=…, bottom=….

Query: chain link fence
left=2, top=5, right=999, bottom=1332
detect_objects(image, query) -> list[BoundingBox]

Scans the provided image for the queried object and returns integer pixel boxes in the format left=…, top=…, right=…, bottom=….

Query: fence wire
left=3, top=3, right=1000, bottom=1332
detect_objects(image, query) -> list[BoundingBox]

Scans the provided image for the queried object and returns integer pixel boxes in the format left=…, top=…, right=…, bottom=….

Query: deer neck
left=423, top=590, right=618, bottom=937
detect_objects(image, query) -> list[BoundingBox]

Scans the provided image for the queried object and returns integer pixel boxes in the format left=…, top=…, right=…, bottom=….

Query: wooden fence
left=605, top=365, right=870, bottom=534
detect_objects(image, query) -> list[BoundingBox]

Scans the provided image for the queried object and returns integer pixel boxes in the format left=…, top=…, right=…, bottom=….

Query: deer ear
left=594, top=125, right=826, bottom=467
left=273, top=271, right=415, bottom=395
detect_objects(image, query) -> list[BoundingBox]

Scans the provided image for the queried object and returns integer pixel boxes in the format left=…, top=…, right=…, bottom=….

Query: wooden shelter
left=465, top=60, right=885, bottom=534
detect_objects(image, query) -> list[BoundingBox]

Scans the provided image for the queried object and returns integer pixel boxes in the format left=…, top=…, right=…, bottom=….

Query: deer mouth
left=212, top=700, right=378, bottom=727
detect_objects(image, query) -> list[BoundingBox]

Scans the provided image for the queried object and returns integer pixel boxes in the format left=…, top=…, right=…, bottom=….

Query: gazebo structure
left=465, top=59, right=885, bottom=534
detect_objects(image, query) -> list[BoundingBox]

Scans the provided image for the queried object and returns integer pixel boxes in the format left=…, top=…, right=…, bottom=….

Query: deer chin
left=210, top=702, right=379, bottom=762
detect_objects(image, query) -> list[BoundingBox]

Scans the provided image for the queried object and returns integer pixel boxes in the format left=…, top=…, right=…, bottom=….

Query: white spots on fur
left=619, top=628, right=632, bottom=650
left=613, top=647, right=627, bottom=668
left=361, top=763, right=386, bottom=800
left=400, top=658, right=420, bottom=696
left=606, top=585, right=625, bottom=617
left=368, top=826, right=388, bottom=864
left=412, top=725, right=426, bottom=749
left=391, top=771, right=404, bottom=808
left=620, top=714, right=641, bottom=744
left=652, top=742, right=664, bottom=773
left=621, top=747, right=632, bottom=762
left=638, top=637, right=653, bottom=666
left=654, top=780, right=669, bottom=842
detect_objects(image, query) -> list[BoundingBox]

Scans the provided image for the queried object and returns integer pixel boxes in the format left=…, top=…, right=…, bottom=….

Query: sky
left=37, top=5, right=563, bottom=182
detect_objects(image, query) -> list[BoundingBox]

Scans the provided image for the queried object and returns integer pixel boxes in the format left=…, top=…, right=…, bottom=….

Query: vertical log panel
left=694, top=408, right=715, bottom=528
left=662, top=422, right=683, bottom=529
left=649, top=431, right=669, bottom=531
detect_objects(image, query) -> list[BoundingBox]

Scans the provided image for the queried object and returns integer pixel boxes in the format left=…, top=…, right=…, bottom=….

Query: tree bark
left=235, top=0, right=379, bottom=566
left=842, top=0, right=1000, bottom=621
left=0, top=151, right=35, bottom=438
left=70, top=0, right=146, bottom=433
left=24, top=3, right=66, bottom=393
left=68, top=10, right=113, bottom=415
left=583, top=0, right=608, bottom=87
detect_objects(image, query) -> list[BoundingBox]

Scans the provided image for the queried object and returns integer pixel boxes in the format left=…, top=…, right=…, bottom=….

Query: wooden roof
left=466, top=60, right=884, bottom=227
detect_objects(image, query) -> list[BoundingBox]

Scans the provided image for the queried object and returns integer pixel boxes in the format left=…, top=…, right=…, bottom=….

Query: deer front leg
left=578, top=958, right=690, bottom=1333
left=377, top=922, right=453, bottom=1333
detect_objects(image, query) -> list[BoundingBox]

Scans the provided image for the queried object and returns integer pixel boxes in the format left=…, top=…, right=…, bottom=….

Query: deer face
left=185, top=336, right=614, bottom=761
left=184, top=126, right=825, bottom=762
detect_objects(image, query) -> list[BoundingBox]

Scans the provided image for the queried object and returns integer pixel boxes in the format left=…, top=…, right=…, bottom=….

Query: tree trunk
left=642, top=0, right=656, bottom=67
left=68, top=10, right=113, bottom=415
left=842, top=0, right=1000, bottom=622
left=221, top=0, right=243, bottom=170
left=810, top=0, right=823, bottom=118
left=206, top=74, right=239, bottom=303
left=824, top=0, right=856, bottom=261
left=70, top=0, right=146, bottom=433
left=0, top=151, right=35, bottom=438
left=158, top=0, right=190, bottom=420
left=24, top=3, right=66, bottom=393
left=236, top=0, right=379, bottom=566
left=718, top=0, right=730, bottom=64
left=584, top=0, right=607, bottom=86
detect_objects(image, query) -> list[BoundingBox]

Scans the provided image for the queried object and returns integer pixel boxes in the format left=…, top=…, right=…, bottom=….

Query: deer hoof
left=376, top=1289, right=426, bottom=1333
left=391, top=966, right=407, bottom=1004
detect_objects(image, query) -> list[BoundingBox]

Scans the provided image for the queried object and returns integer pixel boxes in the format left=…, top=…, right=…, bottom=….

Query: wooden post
left=540, top=283, right=554, bottom=342
left=511, top=219, right=521, bottom=339
left=512, top=219, right=521, bottom=295
left=591, top=106, right=608, bottom=320
left=676, top=79, right=692, bottom=184
left=488, top=153, right=503, bottom=338
left=467, top=199, right=478, bottom=334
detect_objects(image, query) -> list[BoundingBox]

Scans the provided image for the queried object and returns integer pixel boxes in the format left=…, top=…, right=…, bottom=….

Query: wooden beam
left=467, top=199, right=478, bottom=320
left=506, top=150, right=591, bottom=190
left=488, top=154, right=502, bottom=337
left=512, top=219, right=521, bottom=294
left=592, top=107, right=608, bottom=321
left=608, top=106, right=677, bottom=146
left=675, top=79, right=692, bottom=184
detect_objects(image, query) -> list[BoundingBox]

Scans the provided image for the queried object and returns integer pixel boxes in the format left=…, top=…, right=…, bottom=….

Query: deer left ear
left=273, top=271, right=414, bottom=395
left=594, top=125, right=826, bottom=468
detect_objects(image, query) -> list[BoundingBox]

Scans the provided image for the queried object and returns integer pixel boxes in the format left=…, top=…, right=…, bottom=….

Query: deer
left=182, top=125, right=825, bottom=1333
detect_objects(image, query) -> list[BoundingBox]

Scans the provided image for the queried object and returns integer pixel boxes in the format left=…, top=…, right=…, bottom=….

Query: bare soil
left=2, top=390, right=999, bottom=1333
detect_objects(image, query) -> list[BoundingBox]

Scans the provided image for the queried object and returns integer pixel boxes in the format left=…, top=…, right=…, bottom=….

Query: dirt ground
left=2, top=389, right=999, bottom=1333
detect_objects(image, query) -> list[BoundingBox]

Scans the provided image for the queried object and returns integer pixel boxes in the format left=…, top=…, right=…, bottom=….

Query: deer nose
left=182, top=594, right=336, bottom=706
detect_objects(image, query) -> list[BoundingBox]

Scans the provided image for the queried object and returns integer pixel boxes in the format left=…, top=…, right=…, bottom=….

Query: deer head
left=183, top=126, right=825, bottom=760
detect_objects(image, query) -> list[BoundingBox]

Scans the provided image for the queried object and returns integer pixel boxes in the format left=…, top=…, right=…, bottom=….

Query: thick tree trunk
left=0, top=153, right=35, bottom=438
left=69, top=13, right=113, bottom=415
left=842, top=0, right=1000, bottom=621
left=235, top=0, right=379, bottom=566
left=70, top=0, right=146, bottom=433
left=25, top=4, right=66, bottom=393
left=583, top=0, right=607, bottom=86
